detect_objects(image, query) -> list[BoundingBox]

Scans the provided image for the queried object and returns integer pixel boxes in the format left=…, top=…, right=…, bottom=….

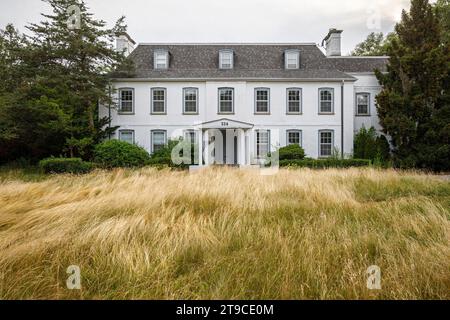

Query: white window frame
left=356, top=92, right=370, bottom=116
left=183, top=87, right=199, bottom=114
left=319, top=130, right=334, bottom=158
left=286, top=88, right=302, bottom=114
left=118, top=88, right=134, bottom=114
left=151, top=130, right=167, bottom=153
left=256, top=130, right=270, bottom=159
left=285, top=49, right=300, bottom=69
left=154, top=49, right=169, bottom=70
left=254, top=88, right=270, bottom=114
left=219, top=50, right=234, bottom=69
left=151, top=88, right=167, bottom=114
left=118, top=129, right=135, bottom=144
left=286, top=130, right=302, bottom=147
left=218, top=87, right=234, bottom=114
left=319, top=88, right=334, bottom=114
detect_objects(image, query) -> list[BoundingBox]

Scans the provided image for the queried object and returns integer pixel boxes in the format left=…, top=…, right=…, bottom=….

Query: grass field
left=0, top=167, right=449, bottom=299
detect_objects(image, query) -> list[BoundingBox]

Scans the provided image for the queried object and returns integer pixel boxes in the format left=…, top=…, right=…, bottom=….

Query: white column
left=204, top=129, right=210, bottom=166
left=238, top=129, right=246, bottom=165
left=197, top=129, right=203, bottom=166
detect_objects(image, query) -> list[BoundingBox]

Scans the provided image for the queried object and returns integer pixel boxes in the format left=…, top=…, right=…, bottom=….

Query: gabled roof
left=196, top=118, right=254, bottom=129
left=113, top=43, right=388, bottom=81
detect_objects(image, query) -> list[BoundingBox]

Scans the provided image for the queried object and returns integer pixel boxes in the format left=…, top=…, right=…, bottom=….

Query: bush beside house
left=354, top=127, right=391, bottom=165
left=278, top=144, right=306, bottom=161
left=93, top=140, right=150, bottom=168
left=280, top=159, right=371, bottom=168
left=39, top=158, right=93, bottom=174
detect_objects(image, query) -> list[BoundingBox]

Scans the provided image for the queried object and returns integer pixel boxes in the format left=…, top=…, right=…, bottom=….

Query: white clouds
left=0, top=0, right=412, bottom=54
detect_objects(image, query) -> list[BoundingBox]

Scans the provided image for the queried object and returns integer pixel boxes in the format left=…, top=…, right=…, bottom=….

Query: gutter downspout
left=341, top=80, right=344, bottom=159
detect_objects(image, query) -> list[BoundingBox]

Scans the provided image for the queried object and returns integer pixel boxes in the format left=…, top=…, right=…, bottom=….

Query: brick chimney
left=322, top=29, right=343, bottom=57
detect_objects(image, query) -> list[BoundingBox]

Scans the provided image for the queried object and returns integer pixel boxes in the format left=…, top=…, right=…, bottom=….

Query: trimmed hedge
left=39, top=158, right=93, bottom=174
left=94, top=140, right=150, bottom=168
left=280, top=158, right=371, bottom=169
left=278, top=144, right=305, bottom=160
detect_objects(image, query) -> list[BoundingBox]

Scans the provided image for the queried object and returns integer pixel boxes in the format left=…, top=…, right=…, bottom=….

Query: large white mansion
left=100, top=29, right=388, bottom=166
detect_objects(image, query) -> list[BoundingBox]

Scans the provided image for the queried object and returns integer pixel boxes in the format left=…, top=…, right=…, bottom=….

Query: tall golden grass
left=0, top=167, right=449, bottom=299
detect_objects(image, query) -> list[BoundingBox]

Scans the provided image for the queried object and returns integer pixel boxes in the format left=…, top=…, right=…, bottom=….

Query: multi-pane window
left=319, top=88, right=334, bottom=114
left=255, top=88, right=270, bottom=113
left=319, top=130, right=334, bottom=157
left=356, top=93, right=370, bottom=115
left=285, top=50, right=300, bottom=69
left=119, top=130, right=134, bottom=144
left=154, top=50, right=168, bottom=69
left=219, top=50, right=233, bottom=69
left=151, top=88, right=166, bottom=114
left=256, top=130, right=270, bottom=159
left=287, top=130, right=302, bottom=146
left=151, top=130, right=166, bottom=153
left=183, top=88, right=198, bottom=114
left=218, top=88, right=234, bottom=113
left=119, top=88, right=133, bottom=113
left=287, top=88, right=302, bottom=113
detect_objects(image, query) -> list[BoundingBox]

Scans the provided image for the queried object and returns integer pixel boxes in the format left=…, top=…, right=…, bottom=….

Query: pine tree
left=27, top=0, right=133, bottom=158
left=375, top=0, right=450, bottom=170
left=0, top=0, right=132, bottom=162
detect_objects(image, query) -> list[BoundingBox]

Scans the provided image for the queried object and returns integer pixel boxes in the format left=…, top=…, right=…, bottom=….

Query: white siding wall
left=100, top=76, right=382, bottom=160
left=350, top=73, right=383, bottom=133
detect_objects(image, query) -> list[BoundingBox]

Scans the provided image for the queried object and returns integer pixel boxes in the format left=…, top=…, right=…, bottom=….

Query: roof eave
left=110, top=77, right=357, bottom=82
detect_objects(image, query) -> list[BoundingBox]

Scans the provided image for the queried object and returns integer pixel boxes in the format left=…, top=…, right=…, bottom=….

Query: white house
left=101, top=29, right=388, bottom=166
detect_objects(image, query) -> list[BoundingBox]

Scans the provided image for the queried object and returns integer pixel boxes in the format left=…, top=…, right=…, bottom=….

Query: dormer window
left=154, top=49, right=169, bottom=69
left=219, top=50, right=234, bottom=69
left=285, top=50, right=300, bottom=69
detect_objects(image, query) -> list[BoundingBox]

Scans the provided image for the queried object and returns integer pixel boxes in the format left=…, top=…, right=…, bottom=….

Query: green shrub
left=278, top=144, right=305, bottom=160
left=39, top=157, right=93, bottom=174
left=354, top=127, right=390, bottom=162
left=280, top=158, right=371, bottom=169
left=93, top=140, right=150, bottom=168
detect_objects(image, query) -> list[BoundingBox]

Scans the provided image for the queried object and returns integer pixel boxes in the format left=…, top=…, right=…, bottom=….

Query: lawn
left=0, top=167, right=449, bottom=299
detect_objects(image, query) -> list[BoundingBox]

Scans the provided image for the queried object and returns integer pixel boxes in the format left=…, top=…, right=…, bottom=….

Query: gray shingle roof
left=113, top=44, right=388, bottom=80
left=326, top=56, right=389, bottom=73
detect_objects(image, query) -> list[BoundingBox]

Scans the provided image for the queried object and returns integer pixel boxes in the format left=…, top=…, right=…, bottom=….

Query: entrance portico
left=195, top=118, right=253, bottom=166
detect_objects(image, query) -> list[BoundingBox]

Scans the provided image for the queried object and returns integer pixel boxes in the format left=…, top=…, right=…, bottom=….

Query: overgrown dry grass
left=0, top=167, right=449, bottom=299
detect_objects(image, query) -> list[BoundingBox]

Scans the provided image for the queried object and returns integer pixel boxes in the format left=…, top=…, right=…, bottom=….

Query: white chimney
left=116, top=33, right=136, bottom=57
left=322, top=29, right=343, bottom=57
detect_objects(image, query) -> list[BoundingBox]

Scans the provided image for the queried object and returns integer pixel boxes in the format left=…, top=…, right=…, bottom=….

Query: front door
left=219, top=129, right=238, bottom=165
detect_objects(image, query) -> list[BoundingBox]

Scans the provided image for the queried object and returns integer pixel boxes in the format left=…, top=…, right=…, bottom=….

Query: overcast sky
left=0, top=0, right=416, bottom=54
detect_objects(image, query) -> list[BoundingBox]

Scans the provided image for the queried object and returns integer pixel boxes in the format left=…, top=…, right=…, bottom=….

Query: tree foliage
left=0, top=0, right=133, bottom=163
left=353, top=127, right=390, bottom=162
left=93, top=140, right=150, bottom=168
left=375, top=0, right=450, bottom=171
left=351, top=32, right=397, bottom=56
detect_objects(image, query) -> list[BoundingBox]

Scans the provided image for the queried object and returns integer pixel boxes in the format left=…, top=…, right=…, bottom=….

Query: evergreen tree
left=375, top=0, right=450, bottom=170
left=0, top=0, right=132, bottom=162
left=434, top=0, right=450, bottom=45
left=353, top=126, right=390, bottom=161
left=0, top=25, right=68, bottom=161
